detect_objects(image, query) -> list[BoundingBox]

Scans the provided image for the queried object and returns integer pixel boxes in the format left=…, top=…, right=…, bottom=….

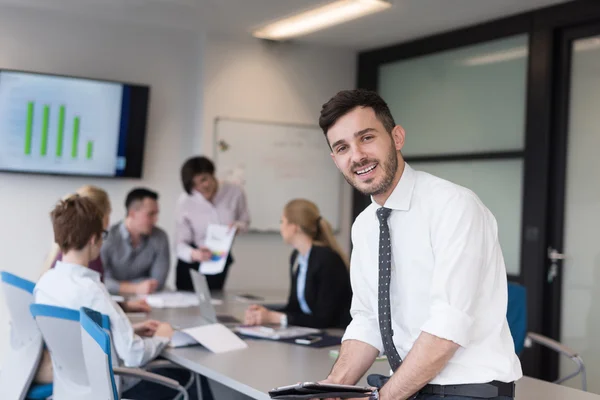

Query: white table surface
left=143, top=290, right=600, bottom=400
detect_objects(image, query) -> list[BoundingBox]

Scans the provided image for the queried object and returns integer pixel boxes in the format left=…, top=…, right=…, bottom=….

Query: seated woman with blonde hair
left=244, top=199, right=352, bottom=329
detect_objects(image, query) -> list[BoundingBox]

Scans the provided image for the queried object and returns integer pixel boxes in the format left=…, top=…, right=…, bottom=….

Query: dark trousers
left=368, top=375, right=514, bottom=400
left=122, top=368, right=213, bottom=400
left=176, top=253, right=234, bottom=292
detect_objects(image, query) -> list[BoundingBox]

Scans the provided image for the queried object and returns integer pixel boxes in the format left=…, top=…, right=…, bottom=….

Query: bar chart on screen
left=23, top=102, right=93, bottom=160
left=0, top=71, right=124, bottom=176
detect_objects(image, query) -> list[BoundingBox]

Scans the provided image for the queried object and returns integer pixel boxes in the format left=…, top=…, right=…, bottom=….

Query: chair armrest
left=144, top=359, right=176, bottom=370
left=527, top=332, right=587, bottom=391
left=114, top=367, right=189, bottom=400
left=527, top=332, right=579, bottom=358
left=143, top=359, right=195, bottom=390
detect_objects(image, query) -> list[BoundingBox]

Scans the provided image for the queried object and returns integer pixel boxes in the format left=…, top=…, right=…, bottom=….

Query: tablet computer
left=269, top=382, right=373, bottom=399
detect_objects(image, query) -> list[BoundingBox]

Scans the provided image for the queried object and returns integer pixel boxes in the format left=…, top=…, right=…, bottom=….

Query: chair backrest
left=507, top=282, right=527, bottom=355
left=80, top=307, right=119, bottom=400
left=0, top=271, right=44, bottom=400
left=30, top=304, right=91, bottom=400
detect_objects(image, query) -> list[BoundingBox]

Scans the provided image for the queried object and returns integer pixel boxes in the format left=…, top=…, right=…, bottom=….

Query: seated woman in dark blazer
left=244, top=199, right=352, bottom=329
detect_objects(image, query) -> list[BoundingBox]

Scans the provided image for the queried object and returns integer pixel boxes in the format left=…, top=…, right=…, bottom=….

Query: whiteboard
left=214, top=118, right=342, bottom=232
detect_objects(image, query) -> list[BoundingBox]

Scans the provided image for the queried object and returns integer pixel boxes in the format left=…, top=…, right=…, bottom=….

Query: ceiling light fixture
left=252, top=0, right=391, bottom=41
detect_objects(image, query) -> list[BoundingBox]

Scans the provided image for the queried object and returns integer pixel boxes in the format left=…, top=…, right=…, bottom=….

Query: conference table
left=143, top=290, right=600, bottom=400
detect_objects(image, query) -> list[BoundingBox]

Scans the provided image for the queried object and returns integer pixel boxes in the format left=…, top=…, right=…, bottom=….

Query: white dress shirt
left=342, top=163, right=522, bottom=385
left=35, top=261, right=169, bottom=368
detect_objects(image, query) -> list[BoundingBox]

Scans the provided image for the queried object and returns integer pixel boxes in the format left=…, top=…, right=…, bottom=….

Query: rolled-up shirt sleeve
left=342, top=223, right=383, bottom=353
left=101, top=243, right=121, bottom=295
left=150, top=230, right=170, bottom=291
left=420, top=191, right=487, bottom=348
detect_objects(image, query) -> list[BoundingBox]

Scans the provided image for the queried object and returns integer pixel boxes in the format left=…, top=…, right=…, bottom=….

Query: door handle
left=547, top=247, right=566, bottom=283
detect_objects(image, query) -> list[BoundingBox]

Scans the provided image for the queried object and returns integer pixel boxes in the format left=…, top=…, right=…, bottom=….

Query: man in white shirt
left=316, top=89, right=522, bottom=399
left=35, top=195, right=201, bottom=399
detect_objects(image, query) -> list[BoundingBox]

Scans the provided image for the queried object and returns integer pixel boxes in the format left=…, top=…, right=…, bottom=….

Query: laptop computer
left=189, top=269, right=240, bottom=325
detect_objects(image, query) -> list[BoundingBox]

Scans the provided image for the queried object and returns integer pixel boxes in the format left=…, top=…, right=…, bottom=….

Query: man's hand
left=154, top=322, right=175, bottom=339
left=123, top=298, right=152, bottom=313
left=119, top=279, right=159, bottom=295
left=191, top=247, right=213, bottom=262
left=309, top=378, right=377, bottom=400
left=317, top=378, right=343, bottom=400
left=244, top=305, right=282, bottom=325
left=133, top=320, right=161, bottom=337
left=135, top=279, right=159, bottom=295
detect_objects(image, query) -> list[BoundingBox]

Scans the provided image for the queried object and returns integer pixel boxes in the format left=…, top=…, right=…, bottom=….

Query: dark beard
left=343, top=146, right=398, bottom=196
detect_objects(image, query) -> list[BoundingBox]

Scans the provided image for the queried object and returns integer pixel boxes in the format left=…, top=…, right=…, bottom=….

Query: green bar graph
left=86, top=141, right=93, bottom=160
left=25, top=102, right=34, bottom=155
left=41, top=105, right=50, bottom=156
left=56, top=105, right=65, bottom=157
left=72, top=116, right=80, bottom=158
left=23, top=103, right=86, bottom=159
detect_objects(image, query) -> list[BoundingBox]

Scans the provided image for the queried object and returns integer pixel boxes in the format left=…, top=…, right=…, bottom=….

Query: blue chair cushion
left=26, top=383, right=53, bottom=399
left=507, top=283, right=527, bottom=355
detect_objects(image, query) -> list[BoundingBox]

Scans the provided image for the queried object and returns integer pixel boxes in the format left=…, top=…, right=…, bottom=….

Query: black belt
left=419, top=380, right=515, bottom=398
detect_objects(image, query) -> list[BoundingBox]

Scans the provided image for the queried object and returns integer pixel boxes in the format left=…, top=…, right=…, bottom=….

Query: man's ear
left=391, top=125, right=406, bottom=151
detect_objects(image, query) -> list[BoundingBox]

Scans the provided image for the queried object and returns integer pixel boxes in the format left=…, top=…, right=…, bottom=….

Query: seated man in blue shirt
left=102, top=188, right=170, bottom=295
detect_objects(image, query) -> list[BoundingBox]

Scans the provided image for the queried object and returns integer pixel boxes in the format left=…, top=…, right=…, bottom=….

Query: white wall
left=0, top=6, right=204, bottom=366
left=0, top=9, right=356, bottom=367
left=200, top=35, right=356, bottom=293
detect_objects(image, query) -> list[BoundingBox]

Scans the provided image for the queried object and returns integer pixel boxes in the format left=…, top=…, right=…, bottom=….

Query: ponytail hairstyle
left=283, top=199, right=349, bottom=270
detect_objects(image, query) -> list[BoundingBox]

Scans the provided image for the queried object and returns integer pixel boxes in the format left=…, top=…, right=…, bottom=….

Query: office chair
left=31, top=304, right=191, bottom=400
left=0, top=272, right=52, bottom=400
left=30, top=304, right=93, bottom=400
left=80, top=307, right=188, bottom=400
left=507, top=282, right=587, bottom=391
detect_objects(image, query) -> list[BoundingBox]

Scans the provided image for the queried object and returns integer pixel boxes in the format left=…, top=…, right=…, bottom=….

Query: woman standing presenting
left=175, top=156, right=250, bottom=292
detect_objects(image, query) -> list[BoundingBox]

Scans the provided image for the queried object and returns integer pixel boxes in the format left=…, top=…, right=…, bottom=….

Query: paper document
left=144, top=291, right=221, bottom=308
left=235, top=325, right=320, bottom=340
left=170, top=324, right=248, bottom=353
left=200, top=224, right=236, bottom=275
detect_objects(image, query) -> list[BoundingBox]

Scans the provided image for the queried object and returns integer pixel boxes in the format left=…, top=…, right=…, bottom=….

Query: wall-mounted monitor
left=0, top=69, right=150, bottom=178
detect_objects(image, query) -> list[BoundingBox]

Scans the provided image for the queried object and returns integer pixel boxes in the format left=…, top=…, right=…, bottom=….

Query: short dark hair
left=125, top=188, right=159, bottom=211
left=319, top=89, right=396, bottom=139
left=181, top=156, right=215, bottom=194
left=51, top=195, right=104, bottom=252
